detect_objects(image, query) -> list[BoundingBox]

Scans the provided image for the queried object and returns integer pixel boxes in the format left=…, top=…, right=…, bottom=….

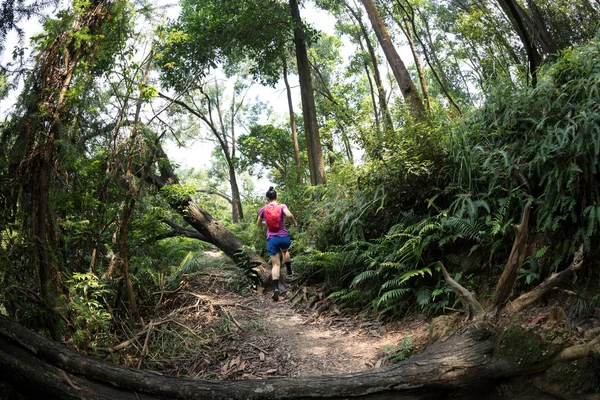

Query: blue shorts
left=267, top=236, right=291, bottom=255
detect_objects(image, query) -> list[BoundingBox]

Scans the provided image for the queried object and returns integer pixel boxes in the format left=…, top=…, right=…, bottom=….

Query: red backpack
left=264, top=204, right=283, bottom=232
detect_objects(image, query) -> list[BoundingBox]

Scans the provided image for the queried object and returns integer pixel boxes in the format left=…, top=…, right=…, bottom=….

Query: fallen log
left=145, top=144, right=272, bottom=287
left=1, top=316, right=598, bottom=399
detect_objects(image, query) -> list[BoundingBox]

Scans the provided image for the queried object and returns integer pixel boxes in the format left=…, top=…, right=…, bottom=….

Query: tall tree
left=495, top=0, right=543, bottom=85
left=159, top=77, right=248, bottom=223
left=158, top=0, right=327, bottom=185
left=359, top=0, right=426, bottom=120
left=282, top=57, right=303, bottom=183
left=289, top=0, right=326, bottom=185
left=3, top=0, right=131, bottom=310
left=342, top=1, right=394, bottom=134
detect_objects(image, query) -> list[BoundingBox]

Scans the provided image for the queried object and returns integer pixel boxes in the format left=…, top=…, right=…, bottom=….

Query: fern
left=415, top=287, right=432, bottom=307
left=351, top=269, right=380, bottom=287
left=376, top=288, right=411, bottom=308
left=397, top=267, right=432, bottom=285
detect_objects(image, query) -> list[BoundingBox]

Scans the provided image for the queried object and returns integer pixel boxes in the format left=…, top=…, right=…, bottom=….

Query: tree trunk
left=1, top=315, right=598, bottom=399
left=282, top=58, right=303, bottom=184
left=112, top=50, right=154, bottom=322
left=347, top=2, right=394, bottom=133
left=146, top=144, right=271, bottom=286
left=7, top=0, right=112, bottom=312
left=402, top=21, right=431, bottom=112
left=363, top=61, right=381, bottom=133
left=496, top=0, right=543, bottom=85
left=229, top=87, right=244, bottom=223
left=359, top=0, right=426, bottom=121
left=117, top=198, right=141, bottom=322
left=419, top=17, right=462, bottom=114
left=492, top=202, right=531, bottom=309
left=229, top=164, right=243, bottom=223
left=289, top=0, right=326, bottom=186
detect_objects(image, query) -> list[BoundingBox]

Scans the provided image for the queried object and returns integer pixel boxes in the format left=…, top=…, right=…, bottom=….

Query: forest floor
left=116, top=250, right=431, bottom=380
left=114, top=250, right=600, bottom=395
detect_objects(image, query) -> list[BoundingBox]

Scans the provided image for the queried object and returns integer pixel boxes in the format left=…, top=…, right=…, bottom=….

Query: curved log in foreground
left=1, top=316, right=598, bottom=400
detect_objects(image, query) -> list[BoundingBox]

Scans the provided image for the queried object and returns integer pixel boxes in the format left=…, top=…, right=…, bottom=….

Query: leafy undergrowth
left=111, top=251, right=430, bottom=379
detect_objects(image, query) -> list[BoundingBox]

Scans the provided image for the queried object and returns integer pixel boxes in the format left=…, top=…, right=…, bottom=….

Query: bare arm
left=257, top=215, right=264, bottom=228
left=283, top=207, right=298, bottom=226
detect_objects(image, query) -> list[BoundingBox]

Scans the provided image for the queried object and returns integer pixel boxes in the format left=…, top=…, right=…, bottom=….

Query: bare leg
left=282, top=249, right=292, bottom=276
left=282, top=249, right=291, bottom=264
left=270, top=254, right=281, bottom=281
left=270, top=253, right=281, bottom=300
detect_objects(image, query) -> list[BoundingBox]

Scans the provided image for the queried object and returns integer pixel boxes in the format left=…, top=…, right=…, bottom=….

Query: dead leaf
left=220, top=360, right=230, bottom=375
left=238, top=361, right=246, bottom=371
left=259, top=352, right=265, bottom=361
left=374, top=359, right=383, bottom=368
left=265, top=368, right=277, bottom=374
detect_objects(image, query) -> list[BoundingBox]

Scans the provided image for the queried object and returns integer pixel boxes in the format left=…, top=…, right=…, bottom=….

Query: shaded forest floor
left=114, top=250, right=430, bottom=379
left=107, top=250, right=600, bottom=400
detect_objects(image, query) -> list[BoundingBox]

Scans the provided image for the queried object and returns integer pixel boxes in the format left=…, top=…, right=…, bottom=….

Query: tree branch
left=154, top=220, right=209, bottom=242
left=508, top=245, right=584, bottom=313
left=438, top=262, right=485, bottom=320
left=492, top=201, right=531, bottom=309
left=196, top=189, right=232, bottom=205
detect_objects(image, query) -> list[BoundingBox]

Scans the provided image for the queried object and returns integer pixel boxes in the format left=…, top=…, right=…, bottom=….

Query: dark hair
left=266, top=186, right=277, bottom=200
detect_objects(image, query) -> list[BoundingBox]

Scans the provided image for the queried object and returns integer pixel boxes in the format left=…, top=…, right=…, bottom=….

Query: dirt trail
left=255, top=292, right=417, bottom=377
left=135, top=256, right=429, bottom=380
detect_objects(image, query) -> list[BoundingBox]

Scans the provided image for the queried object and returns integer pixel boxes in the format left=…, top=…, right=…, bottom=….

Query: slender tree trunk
left=113, top=51, right=155, bottom=322
left=402, top=21, right=431, bottom=112
left=289, top=0, right=326, bottom=185
left=117, top=198, right=141, bottom=322
left=337, top=121, right=354, bottom=162
left=363, top=61, right=380, bottom=132
left=359, top=0, right=426, bottom=121
left=228, top=164, right=243, bottom=223
left=282, top=59, right=302, bottom=183
left=229, top=88, right=243, bottom=223
left=418, top=18, right=462, bottom=114
left=347, top=3, right=394, bottom=132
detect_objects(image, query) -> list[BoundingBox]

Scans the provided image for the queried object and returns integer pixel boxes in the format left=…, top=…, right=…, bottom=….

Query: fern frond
left=376, top=288, right=411, bottom=308
left=415, top=287, right=432, bottom=306
left=351, top=269, right=379, bottom=287
left=398, top=267, right=432, bottom=285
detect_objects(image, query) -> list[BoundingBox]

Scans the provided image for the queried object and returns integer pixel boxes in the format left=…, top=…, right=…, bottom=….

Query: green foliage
left=299, top=37, right=600, bottom=316
left=454, top=33, right=600, bottom=272
left=238, top=124, right=304, bottom=184
left=67, top=273, right=113, bottom=350
left=157, top=0, right=291, bottom=89
left=383, top=337, right=414, bottom=364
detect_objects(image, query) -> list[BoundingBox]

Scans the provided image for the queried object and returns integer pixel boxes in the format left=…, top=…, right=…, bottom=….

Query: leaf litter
left=114, top=253, right=430, bottom=380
